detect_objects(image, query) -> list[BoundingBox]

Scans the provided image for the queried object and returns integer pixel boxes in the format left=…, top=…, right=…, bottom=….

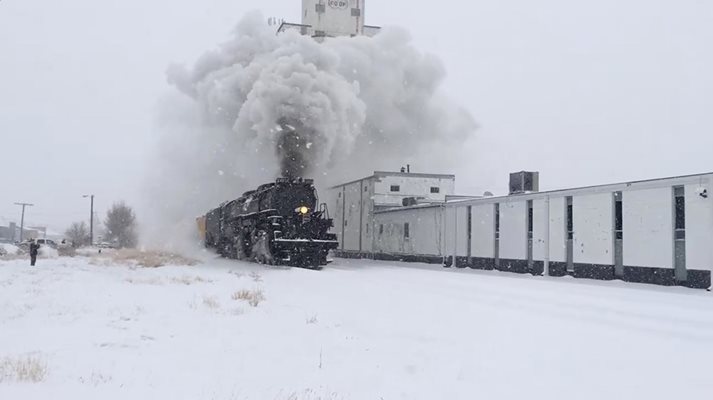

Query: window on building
left=351, top=8, right=361, bottom=16
left=338, top=192, right=341, bottom=198
left=344, top=220, right=348, bottom=227
left=614, top=192, right=623, bottom=240
left=390, top=185, right=400, bottom=192
left=675, top=191, right=685, bottom=230
left=379, top=224, right=384, bottom=235
left=672, top=186, right=687, bottom=279
left=566, top=196, right=574, bottom=240
left=404, top=223, right=410, bottom=239
left=527, top=200, right=533, bottom=239
left=315, top=4, right=325, bottom=13
left=430, top=187, right=440, bottom=194
left=364, top=186, right=368, bottom=192
left=674, top=186, right=685, bottom=239
left=495, top=203, right=500, bottom=240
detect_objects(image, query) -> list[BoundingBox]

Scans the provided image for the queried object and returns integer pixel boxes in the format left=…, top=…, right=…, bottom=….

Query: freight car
left=197, top=178, right=339, bottom=269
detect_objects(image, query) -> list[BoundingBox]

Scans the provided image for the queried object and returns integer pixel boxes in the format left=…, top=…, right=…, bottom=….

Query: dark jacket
left=30, top=243, right=40, bottom=257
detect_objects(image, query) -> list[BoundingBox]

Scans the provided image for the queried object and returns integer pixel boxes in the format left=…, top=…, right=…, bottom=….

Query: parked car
left=16, top=238, right=58, bottom=252
left=36, top=239, right=58, bottom=249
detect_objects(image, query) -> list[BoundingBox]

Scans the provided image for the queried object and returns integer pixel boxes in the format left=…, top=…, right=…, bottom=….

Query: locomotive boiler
left=197, top=178, right=338, bottom=269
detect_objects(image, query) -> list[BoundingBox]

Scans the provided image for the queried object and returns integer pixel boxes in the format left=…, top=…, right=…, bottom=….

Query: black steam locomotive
left=198, top=178, right=338, bottom=269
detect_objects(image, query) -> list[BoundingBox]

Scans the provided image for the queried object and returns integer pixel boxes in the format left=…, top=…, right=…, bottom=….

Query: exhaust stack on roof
left=509, top=171, right=539, bottom=195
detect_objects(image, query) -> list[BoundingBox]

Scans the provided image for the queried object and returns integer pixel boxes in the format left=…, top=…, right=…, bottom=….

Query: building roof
left=330, top=171, right=456, bottom=189
left=476, top=171, right=713, bottom=202
left=376, top=171, right=713, bottom=214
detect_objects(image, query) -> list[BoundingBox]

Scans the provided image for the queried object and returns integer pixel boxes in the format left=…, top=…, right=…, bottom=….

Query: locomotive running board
left=274, top=239, right=339, bottom=245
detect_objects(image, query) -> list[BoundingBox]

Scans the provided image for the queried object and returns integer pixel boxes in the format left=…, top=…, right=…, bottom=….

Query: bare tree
left=104, top=202, right=138, bottom=248
left=65, top=221, right=90, bottom=247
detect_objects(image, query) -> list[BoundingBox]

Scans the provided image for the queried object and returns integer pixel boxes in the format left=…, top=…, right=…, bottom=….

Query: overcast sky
left=1, top=0, right=711, bottom=232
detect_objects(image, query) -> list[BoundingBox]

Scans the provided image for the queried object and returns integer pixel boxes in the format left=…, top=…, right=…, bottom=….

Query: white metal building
left=334, top=171, right=713, bottom=290
left=328, top=170, right=455, bottom=254
left=278, top=0, right=381, bottom=38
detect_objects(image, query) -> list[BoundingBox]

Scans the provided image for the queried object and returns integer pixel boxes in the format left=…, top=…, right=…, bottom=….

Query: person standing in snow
left=29, top=239, right=40, bottom=266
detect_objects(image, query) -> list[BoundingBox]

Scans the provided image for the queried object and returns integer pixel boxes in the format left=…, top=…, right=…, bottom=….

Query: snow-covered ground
left=0, top=243, right=18, bottom=256
left=1, top=254, right=712, bottom=399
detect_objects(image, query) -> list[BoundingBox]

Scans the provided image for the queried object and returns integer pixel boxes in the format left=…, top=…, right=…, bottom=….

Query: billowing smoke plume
left=142, top=11, right=476, bottom=247
left=275, top=118, right=314, bottom=178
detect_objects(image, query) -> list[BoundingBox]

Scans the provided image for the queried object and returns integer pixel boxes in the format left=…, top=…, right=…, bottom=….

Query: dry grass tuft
left=202, top=295, right=221, bottom=309
left=77, top=372, right=113, bottom=386
left=230, top=307, right=246, bottom=316
left=57, top=247, right=77, bottom=257
left=281, top=389, right=344, bottom=400
left=228, top=270, right=245, bottom=278
left=0, top=355, right=48, bottom=383
left=170, top=275, right=211, bottom=285
left=249, top=271, right=263, bottom=282
left=232, top=288, right=265, bottom=307
left=125, top=275, right=210, bottom=286
left=95, top=249, right=199, bottom=268
left=232, top=290, right=252, bottom=301
left=89, top=257, right=115, bottom=267
left=306, top=314, right=319, bottom=325
left=125, top=277, right=163, bottom=285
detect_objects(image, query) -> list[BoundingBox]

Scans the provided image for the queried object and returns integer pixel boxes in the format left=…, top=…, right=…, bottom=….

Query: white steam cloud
left=143, top=11, right=475, bottom=247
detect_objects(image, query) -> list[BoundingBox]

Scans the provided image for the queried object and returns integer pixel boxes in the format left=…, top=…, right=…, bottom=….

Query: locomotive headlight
left=298, top=206, right=309, bottom=215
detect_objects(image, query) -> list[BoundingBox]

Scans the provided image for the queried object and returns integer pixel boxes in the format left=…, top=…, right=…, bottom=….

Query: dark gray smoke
left=143, top=11, right=476, bottom=247
left=276, top=117, right=314, bottom=178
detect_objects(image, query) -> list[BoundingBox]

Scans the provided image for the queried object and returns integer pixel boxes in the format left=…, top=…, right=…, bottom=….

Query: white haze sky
left=0, top=0, right=711, bottom=232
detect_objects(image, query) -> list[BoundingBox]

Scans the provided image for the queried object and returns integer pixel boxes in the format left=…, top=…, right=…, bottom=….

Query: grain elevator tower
left=279, top=0, right=380, bottom=38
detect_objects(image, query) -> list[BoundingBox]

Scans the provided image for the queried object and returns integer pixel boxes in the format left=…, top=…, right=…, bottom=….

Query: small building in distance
left=0, top=223, right=15, bottom=243
left=328, top=169, right=456, bottom=255
left=0, top=222, right=39, bottom=243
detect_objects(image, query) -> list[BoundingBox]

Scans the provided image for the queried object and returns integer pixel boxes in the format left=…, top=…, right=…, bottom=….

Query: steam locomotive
left=197, top=178, right=339, bottom=269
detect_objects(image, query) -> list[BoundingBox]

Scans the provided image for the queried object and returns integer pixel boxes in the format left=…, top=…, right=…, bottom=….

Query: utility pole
left=83, top=194, right=94, bottom=246
left=13, top=202, right=34, bottom=242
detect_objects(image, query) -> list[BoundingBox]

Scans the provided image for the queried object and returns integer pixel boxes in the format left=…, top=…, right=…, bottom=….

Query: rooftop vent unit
left=509, top=171, right=539, bottom=195
left=402, top=196, right=431, bottom=207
